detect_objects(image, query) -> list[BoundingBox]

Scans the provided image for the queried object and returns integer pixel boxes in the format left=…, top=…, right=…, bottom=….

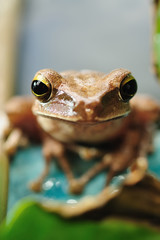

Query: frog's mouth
left=34, top=109, right=130, bottom=125
left=32, top=97, right=131, bottom=124
left=36, top=109, right=130, bottom=145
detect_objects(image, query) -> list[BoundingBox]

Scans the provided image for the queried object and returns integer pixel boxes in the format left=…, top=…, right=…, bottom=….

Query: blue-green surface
left=8, top=146, right=108, bottom=210
left=8, top=131, right=160, bottom=210
left=148, top=132, right=160, bottom=177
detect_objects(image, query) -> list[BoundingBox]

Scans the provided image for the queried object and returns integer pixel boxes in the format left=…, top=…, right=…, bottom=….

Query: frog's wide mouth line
left=35, top=111, right=130, bottom=125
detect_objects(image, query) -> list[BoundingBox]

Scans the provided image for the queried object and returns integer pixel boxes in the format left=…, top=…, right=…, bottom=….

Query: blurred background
left=1, top=1, right=160, bottom=236
left=0, top=0, right=160, bottom=108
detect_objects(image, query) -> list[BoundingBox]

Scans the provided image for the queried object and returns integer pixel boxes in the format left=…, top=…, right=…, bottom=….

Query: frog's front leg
left=30, top=136, right=102, bottom=194
left=3, top=128, right=29, bottom=156
left=0, top=111, right=25, bottom=155
left=70, top=126, right=151, bottom=194
left=124, top=128, right=152, bottom=186
left=1, top=96, right=41, bottom=155
left=29, top=135, right=75, bottom=192
left=106, top=127, right=152, bottom=186
left=68, top=154, right=111, bottom=194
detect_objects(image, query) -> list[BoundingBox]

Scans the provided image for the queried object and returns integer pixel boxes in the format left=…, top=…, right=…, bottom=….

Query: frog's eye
left=119, top=74, right=137, bottom=101
left=31, top=74, right=51, bottom=102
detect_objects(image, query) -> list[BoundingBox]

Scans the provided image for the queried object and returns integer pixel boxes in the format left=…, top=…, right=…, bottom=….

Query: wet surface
left=8, top=131, right=160, bottom=211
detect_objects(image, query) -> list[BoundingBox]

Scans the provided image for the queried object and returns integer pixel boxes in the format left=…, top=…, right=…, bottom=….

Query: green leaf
left=0, top=200, right=160, bottom=240
left=153, top=0, right=160, bottom=79
left=0, top=151, right=9, bottom=224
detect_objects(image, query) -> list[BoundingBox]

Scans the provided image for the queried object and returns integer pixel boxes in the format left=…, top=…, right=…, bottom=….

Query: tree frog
left=2, top=68, right=160, bottom=194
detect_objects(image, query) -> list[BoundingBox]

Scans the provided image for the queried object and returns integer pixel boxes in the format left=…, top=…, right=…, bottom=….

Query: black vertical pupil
left=31, top=80, right=48, bottom=95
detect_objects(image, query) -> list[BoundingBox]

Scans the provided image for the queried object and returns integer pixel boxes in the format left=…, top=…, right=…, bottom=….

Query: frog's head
left=31, top=68, right=137, bottom=123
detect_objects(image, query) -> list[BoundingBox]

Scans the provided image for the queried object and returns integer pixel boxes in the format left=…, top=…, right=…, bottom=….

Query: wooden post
left=0, top=0, right=22, bottom=221
left=0, top=0, right=22, bottom=109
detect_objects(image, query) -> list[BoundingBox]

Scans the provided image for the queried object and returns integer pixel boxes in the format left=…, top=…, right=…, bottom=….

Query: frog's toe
left=29, top=180, right=42, bottom=192
left=69, top=180, right=84, bottom=195
left=125, top=157, right=148, bottom=185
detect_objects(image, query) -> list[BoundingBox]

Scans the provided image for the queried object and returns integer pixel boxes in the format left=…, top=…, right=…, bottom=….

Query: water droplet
left=66, top=199, right=77, bottom=204
left=43, top=178, right=55, bottom=190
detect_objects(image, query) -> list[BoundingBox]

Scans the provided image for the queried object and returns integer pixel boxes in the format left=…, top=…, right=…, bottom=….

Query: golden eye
left=119, top=74, right=137, bottom=101
left=31, top=74, right=51, bottom=102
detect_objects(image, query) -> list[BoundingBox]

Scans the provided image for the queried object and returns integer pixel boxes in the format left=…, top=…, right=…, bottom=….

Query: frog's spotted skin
left=2, top=69, right=160, bottom=194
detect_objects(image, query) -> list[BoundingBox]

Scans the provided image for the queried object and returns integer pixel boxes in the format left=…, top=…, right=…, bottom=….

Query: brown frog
left=2, top=68, right=160, bottom=194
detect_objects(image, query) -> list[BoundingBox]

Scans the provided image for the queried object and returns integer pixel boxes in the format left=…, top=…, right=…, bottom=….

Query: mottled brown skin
left=4, top=97, right=42, bottom=142
left=33, top=68, right=131, bottom=123
left=2, top=69, right=160, bottom=194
